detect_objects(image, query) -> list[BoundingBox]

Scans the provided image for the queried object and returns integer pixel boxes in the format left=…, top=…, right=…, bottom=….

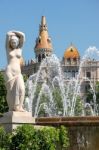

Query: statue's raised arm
left=10, top=31, right=25, bottom=48
left=6, top=31, right=25, bottom=50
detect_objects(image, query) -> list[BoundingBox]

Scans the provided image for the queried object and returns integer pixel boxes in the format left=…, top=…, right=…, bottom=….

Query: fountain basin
left=36, top=116, right=99, bottom=126
left=36, top=116, right=99, bottom=150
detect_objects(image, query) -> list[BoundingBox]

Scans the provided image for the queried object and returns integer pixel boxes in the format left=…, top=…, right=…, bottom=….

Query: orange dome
left=64, top=45, right=80, bottom=59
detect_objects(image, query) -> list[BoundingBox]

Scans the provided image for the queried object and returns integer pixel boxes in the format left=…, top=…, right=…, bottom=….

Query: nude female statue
left=5, top=31, right=25, bottom=111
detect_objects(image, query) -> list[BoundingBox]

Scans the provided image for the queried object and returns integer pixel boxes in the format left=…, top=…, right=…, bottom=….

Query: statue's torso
left=5, top=49, right=22, bottom=81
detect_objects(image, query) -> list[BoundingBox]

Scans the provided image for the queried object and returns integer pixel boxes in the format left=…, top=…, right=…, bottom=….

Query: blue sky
left=0, top=0, right=99, bottom=69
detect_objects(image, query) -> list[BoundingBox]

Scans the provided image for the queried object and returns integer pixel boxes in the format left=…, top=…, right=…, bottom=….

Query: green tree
left=33, top=86, right=63, bottom=117
left=95, top=81, right=99, bottom=103
left=0, top=72, right=8, bottom=114
left=74, top=96, right=83, bottom=116
left=0, top=126, right=7, bottom=148
left=23, top=74, right=28, bottom=83
left=52, top=87, right=63, bottom=115
left=86, top=81, right=99, bottom=114
left=86, top=82, right=99, bottom=103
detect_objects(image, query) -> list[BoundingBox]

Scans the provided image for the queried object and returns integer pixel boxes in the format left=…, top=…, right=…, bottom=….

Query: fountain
left=25, top=46, right=99, bottom=150
left=0, top=31, right=99, bottom=149
left=25, top=46, right=99, bottom=117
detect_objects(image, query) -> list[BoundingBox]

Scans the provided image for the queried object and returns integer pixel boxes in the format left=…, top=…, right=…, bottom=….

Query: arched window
left=38, top=54, right=41, bottom=63
left=39, top=39, right=41, bottom=43
left=42, top=54, right=45, bottom=59
left=67, top=58, right=70, bottom=61
left=73, top=58, right=77, bottom=65
left=67, top=58, right=71, bottom=64
left=73, top=58, right=76, bottom=61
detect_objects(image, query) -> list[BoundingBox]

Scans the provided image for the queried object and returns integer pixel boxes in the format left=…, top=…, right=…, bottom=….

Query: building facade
left=22, top=16, right=53, bottom=77
left=22, top=16, right=99, bottom=92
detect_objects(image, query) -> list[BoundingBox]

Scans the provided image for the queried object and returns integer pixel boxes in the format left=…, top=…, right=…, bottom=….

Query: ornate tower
left=34, top=16, right=53, bottom=63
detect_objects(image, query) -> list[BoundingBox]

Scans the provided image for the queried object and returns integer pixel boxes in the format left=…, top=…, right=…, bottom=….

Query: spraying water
left=25, top=47, right=99, bottom=117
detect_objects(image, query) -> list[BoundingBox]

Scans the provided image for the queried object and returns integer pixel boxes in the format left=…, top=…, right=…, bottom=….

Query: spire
left=41, top=16, right=46, bottom=26
left=39, top=16, right=48, bottom=33
left=35, top=16, right=53, bottom=51
left=34, top=16, right=53, bottom=62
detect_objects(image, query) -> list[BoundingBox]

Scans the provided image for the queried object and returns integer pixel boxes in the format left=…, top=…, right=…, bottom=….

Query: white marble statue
left=5, top=31, right=25, bottom=111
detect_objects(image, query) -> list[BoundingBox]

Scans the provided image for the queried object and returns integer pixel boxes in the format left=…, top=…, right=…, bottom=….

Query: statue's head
left=10, top=35, right=19, bottom=49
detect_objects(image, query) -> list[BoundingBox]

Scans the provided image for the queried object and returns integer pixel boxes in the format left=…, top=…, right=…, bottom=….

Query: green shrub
left=37, top=126, right=59, bottom=150
left=10, top=125, right=40, bottom=150
left=0, top=126, right=6, bottom=148
left=0, top=72, right=8, bottom=114
left=59, top=126, right=70, bottom=149
left=0, top=125, right=69, bottom=150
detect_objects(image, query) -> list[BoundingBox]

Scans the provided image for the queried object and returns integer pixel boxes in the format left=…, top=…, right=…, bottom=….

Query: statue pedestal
left=0, top=111, right=35, bottom=132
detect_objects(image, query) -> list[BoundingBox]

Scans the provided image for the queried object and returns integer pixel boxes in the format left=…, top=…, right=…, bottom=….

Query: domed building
left=21, top=16, right=99, bottom=97
left=63, top=44, right=80, bottom=63
left=62, top=44, right=80, bottom=79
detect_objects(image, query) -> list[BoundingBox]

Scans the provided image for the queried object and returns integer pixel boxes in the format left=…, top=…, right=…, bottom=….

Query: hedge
left=0, top=125, right=69, bottom=150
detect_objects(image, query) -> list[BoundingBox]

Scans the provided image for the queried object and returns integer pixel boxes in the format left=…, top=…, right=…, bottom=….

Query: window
left=86, top=72, right=91, bottom=78
left=38, top=54, right=41, bottom=63
left=67, top=58, right=71, bottom=65
left=70, top=48, right=73, bottom=52
left=42, top=54, right=45, bottom=59
left=67, top=58, right=70, bottom=61
left=39, top=39, right=41, bottom=43
left=73, top=58, right=76, bottom=61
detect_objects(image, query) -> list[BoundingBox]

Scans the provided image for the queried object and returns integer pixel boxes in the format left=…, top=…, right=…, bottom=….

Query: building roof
left=34, top=16, right=53, bottom=51
left=64, top=44, right=80, bottom=59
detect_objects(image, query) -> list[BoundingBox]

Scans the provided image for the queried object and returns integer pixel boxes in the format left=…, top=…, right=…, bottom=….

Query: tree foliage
left=86, top=81, right=99, bottom=114
left=86, top=82, right=99, bottom=104
left=0, top=72, right=8, bottom=114
left=34, top=86, right=63, bottom=117
left=74, top=96, right=83, bottom=116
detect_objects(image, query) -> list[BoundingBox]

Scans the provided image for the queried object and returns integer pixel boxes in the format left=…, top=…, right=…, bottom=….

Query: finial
left=39, top=16, right=47, bottom=32
left=41, top=16, right=46, bottom=25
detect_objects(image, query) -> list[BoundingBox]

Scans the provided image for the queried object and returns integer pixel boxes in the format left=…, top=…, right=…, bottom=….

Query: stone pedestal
left=0, top=111, right=35, bottom=133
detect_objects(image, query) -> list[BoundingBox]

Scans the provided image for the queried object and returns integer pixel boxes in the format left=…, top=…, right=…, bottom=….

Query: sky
left=0, top=0, right=99, bottom=69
